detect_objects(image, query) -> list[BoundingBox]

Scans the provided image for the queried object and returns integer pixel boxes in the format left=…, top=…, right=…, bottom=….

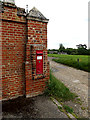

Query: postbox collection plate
left=37, top=56, right=42, bottom=60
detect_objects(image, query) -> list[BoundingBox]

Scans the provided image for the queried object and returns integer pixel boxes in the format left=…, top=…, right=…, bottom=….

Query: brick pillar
left=25, top=7, right=49, bottom=97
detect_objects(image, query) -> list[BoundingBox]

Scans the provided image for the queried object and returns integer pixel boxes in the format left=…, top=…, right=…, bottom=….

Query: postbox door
left=36, top=50, right=43, bottom=75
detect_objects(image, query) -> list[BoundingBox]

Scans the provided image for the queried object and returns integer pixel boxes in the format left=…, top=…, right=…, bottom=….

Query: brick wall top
left=4, top=0, right=15, bottom=4
left=1, top=2, right=26, bottom=23
left=1, top=2, right=49, bottom=23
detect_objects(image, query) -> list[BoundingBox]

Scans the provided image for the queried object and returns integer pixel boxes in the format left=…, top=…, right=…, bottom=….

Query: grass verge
left=48, top=54, right=89, bottom=72
left=63, top=105, right=73, bottom=113
left=45, top=71, right=77, bottom=101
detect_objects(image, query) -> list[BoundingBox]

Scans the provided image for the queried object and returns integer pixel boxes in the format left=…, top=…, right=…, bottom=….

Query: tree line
left=48, top=44, right=90, bottom=55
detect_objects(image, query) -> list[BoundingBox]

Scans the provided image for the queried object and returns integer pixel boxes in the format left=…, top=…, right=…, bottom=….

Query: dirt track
left=48, top=57, right=89, bottom=118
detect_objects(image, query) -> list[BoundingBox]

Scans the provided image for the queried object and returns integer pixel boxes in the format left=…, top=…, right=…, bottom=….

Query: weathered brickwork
left=1, top=2, right=49, bottom=100
left=25, top=19, right=49, bottom=97
left=2, top=2, right=26, bottom=23
left=0, top=10, right=2, bottom=100
left=2, top=21, right=26, bottom=99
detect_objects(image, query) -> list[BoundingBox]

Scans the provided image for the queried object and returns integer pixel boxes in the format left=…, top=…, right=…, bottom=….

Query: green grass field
left=48, top=54, right=89, bottom=72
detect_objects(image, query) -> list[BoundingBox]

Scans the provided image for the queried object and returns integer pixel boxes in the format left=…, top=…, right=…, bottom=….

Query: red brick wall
left=2, top=3, right=27, bottom=100
left=0, top=16, right=2, bottom=100
left=2, top=21, right=26, bottom=99
left=2, top=6, right=26, bottom=23
left=27, top=20, right=47, bottom=47
left=1, top=2, right=49, bottom=100
left=25, top=19, right=49, bottom=97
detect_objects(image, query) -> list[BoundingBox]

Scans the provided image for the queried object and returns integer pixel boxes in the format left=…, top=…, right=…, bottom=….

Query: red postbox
left=36, top=50, right=43, bottom=75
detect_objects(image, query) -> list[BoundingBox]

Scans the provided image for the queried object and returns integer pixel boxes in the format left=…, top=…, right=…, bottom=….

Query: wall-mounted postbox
left=36, top=50, right=43, bottom=75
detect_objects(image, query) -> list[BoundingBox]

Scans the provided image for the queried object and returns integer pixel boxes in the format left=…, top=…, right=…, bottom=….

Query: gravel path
left=48, top=57, right=89, bottom=118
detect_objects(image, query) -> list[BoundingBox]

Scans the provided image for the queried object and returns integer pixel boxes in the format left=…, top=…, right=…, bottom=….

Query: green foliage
left=65, top=48, right=77, bottom=55
left=58, top=106, right=63, bottom=111
left=45, top=72, right=76, bottom=101
left=88, top=49, right=90, bottom=54
left=76, top=44, right=87, bottom=49
left=77, top=48, right=88, bottom=55
left=48, top=54, right=89, bottom=72
left=75, top=44, right=88, bottom=55
left=48, top=44, right=90, bottom=55
left=63, top=105, right=73, bottom=113
left=59, top=44, right=65, bottom=52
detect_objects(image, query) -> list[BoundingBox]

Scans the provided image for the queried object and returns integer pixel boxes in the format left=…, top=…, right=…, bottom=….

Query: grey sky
left=3, top=0, right=89, bottom=49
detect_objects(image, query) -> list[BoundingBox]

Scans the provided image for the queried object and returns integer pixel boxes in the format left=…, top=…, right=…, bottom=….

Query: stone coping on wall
left=1, top=1, right=17, bottom=8
left=27, top=16, right=49, bottom=23
left=27, top=7, right=49, bottom=23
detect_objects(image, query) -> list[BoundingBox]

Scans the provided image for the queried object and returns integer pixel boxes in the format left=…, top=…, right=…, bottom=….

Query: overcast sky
left=15, top=0, right=88, bottom=49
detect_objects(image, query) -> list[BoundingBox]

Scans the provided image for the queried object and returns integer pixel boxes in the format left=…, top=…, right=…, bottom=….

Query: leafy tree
left=76, top=44, right=88, bottom=55
left=59, top=44, right=65, bottom=52
left=76, top=44, right=87, bottom=49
